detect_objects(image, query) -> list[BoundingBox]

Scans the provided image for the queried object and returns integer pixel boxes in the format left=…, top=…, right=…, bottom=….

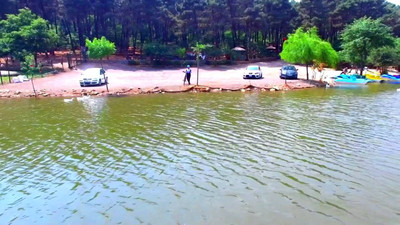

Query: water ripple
left=1, top=87, right=400, bottom=224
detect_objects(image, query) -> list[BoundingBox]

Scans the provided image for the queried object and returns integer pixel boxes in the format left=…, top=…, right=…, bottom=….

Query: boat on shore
left=381, top=74, right=400, bottom=84
left=365, top=71, right=388, bottom=82
left=332, top=74, right=373, bottom=87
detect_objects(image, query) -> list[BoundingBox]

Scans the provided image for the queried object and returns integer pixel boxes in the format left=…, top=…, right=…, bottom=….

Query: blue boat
left=381, top=74, right=400, bottom=84
left=333, top=74, right=372, bottom=86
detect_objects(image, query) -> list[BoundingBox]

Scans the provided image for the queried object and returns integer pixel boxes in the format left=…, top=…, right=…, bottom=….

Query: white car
left=243, top=65, right=263, bottom=79
left=79, top=68, right=108, bottom=87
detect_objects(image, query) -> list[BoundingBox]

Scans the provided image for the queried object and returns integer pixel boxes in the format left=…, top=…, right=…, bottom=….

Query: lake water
left=1, top=85, right=400, bottom=225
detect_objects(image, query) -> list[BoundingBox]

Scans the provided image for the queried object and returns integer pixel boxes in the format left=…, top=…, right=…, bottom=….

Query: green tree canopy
left=85, top=36, right=116, bottom=92
left=2, top=0, right=399, bottom=55
left=298, top=0, right=326, bottom=30
left=176, top=47, right=187, bottom=59
left=20, top=53, right=39, bottom=97
left=369, top=46, right=399, bottom=72
left=191, top=42, right=212, bottom=56
left=280, top=27, right=338, bottom=80
left=341, top=18, right=394, bottom=75
left=21, top=54, right=39, bottom=76
left=85, top=36, right=116, bottom=61
left=0, top=38, right=10, bottom=57
left=0, top=8, right=58, bottom=64
left=370, top=38, right=400, bottom=71
left=382, top=3, right=400, bottom=37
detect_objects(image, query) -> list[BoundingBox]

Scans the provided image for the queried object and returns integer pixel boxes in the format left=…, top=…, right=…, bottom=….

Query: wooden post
left=196, top=56, right=199, bottom=86
left=40, top=64, right=43, bottom=77
left=31, top=74, right=37, bottom=97
left=6, top=58, right=11, bottom=83
left=0, top=70, right=3, bottom=85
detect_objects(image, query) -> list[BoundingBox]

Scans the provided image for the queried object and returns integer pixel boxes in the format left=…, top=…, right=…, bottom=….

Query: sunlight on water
left=0, top=85, right=400, bottom=224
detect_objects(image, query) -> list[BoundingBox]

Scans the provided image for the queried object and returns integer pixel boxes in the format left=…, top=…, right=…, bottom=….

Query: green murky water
left=1, top=84, right=400, bottom=225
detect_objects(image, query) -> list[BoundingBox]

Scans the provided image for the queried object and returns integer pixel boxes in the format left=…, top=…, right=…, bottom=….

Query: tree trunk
left=227, top=0, right=237, bottom=47
left=306, top=63, right=309, bottom=80
left=54, top=15, right=58, bottom=35
left=360, top=61, right=365, bottom=76
left=34, top=53, right=38, bottom=67
left=63, top=19, right=76, bottom=54
left=361, top=44, right=367, bottom=76
left=6, top=58, right=11, bottom=83
left=94, top=13, right=99, bottom=38
left=77, top=18, right=84, bottom=47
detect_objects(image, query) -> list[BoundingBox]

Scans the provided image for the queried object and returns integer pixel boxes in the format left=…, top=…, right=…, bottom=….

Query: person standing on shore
left=340, top=67, right=348, bottom=75
left=183, top=65, right=192, bottom=85
left=100, top=68, right=105, bottom=75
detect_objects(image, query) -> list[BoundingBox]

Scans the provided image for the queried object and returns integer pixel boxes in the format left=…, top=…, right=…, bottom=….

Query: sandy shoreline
left=0, top=60, right=333, bottom=98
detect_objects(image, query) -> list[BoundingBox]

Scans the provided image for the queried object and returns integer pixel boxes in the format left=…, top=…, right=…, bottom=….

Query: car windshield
left=247, top=66, right=259, bottom=71
left=82, top=68, right=103, bottom=76
left=84, top=68, right=101, bottom=73
left=283, top=66, right=295, bottom=70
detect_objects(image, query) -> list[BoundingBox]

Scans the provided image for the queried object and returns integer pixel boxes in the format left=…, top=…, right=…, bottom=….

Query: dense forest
left=1, top=0, right=400, bottom=54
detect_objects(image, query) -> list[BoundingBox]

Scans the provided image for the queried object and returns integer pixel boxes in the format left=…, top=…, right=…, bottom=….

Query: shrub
left=176, top=48, right=187, bottom=59
left=151, top=59, right=165, bottom=66
left=204, top=47, right=223, bottom=59
left=143, top=42, right=168, bottom=59
left=127, top=60, right=140, bottom=65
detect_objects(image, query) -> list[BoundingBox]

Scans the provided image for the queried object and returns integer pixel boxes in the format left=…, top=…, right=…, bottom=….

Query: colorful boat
left=365, top=71, right=388, bottom=82
left=333, top=74, right=372, bottom=86
left=381, top=74, right=400, bottom=84
left=390, top=74, right=400, bottom=78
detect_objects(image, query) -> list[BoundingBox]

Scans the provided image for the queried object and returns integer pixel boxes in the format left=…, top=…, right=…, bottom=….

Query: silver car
left=79, top=68, right=108, bottom=87
left=243, top=65, right=263, bottom=79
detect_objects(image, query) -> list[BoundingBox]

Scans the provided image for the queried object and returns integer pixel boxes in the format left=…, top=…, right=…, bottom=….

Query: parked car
left=79, top=68, right=108, bottom=87
left=280, top=65, right=298, bottom=79
left=243, top=65, right=263, bottom=79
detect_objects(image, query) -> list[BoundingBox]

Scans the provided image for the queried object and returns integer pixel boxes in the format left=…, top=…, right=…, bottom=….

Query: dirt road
left=0, top=60, right=338, bottom=97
